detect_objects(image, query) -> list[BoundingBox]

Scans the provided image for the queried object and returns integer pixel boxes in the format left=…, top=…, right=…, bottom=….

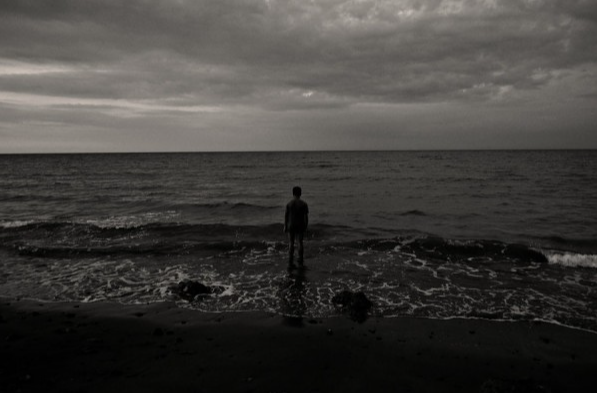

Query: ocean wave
left=345, top=236, right=548, bottom=264
left=0, top=220, right=332, bottom=239
left=530, top=234, right=597, bottom=253
left=2, top=230, right=596, bottom=332
left=400, top=209, right=427, bottom=216
left=0, top=220, right=288, bottom=258
left=10, top=240, right=286, bottom=258
left=84, top=211, right=181, bottom=229
left=0, top=194, right=71, bottom=203
left=0, top=220, right=36, bottom=228
left=192, top=202, right=280, bottom=211
left=0, top=219, right=587, bottom=267
left=546, top=252, right=597, bottom=269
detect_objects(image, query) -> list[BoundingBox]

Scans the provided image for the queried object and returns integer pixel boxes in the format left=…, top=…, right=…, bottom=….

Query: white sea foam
left=547, top=252, right=597, bottom=269
left=84, top=211, right=180, bottom=229
left=0, top=220, right=34, bottom=228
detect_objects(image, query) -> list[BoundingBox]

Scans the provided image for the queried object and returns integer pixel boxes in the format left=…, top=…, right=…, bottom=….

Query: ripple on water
left=1, top=247, right=596, bottom=331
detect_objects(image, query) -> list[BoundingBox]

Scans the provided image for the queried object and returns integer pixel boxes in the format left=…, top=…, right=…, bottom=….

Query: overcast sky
left=1, top=0, right=596, bottom=153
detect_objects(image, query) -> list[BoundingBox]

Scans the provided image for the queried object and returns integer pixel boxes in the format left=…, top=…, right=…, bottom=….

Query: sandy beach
left=2, top=300, right=596, bottom=393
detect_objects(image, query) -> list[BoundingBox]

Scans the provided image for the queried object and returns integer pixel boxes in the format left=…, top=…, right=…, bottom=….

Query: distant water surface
left=1, top=151, right=596, bottom=331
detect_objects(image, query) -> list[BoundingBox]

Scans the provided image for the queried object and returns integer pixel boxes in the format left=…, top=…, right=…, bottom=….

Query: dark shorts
left=288, top=230, right=304, bottom=242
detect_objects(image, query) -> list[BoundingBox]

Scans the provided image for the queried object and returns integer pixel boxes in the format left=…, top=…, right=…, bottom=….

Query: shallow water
left=1, top=151, right=596, bottom=330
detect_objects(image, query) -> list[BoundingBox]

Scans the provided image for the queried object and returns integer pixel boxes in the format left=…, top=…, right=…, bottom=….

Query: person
left=284, top=186, right=309, bottom=268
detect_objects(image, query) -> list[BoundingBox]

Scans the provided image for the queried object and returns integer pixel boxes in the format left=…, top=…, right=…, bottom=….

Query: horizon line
left=1, top=148, right=597, bottom=155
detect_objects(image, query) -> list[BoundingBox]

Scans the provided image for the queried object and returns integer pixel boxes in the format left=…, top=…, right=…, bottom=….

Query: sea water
left=1, top=151, right=596, bottom=330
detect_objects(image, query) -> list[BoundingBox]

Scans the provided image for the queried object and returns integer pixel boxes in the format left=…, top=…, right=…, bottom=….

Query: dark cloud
left=1, top=0, right=596, bottom=152
left=2, top=0, right=596, bottom=102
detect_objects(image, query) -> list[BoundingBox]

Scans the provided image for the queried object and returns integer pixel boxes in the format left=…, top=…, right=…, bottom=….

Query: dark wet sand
left=1, top=300, right=596, bottom=393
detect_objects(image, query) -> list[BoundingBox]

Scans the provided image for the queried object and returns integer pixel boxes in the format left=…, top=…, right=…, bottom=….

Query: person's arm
left=284, top=204, right=289, bottom=233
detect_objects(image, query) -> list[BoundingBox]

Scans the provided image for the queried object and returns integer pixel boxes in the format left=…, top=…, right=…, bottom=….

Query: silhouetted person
left=284, top=186, right=309, bottom=268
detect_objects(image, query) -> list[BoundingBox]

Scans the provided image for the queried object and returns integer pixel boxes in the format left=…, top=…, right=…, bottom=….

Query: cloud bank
left=1, top=0, right=596, bottom=152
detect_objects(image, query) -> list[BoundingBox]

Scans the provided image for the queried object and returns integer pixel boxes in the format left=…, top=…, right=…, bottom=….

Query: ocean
left=1, top=151, right=596, bottom=331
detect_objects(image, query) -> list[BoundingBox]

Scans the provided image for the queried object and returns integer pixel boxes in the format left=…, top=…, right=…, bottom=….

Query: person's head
left=292, top=186, right=302, bottom=197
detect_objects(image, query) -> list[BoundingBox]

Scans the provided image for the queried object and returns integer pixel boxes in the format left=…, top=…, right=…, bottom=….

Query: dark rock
left=332, top=290, right=373, bottom=323
left=169, top=280, right=224, bottom=302
left=153, top=328, right=165, bottom=337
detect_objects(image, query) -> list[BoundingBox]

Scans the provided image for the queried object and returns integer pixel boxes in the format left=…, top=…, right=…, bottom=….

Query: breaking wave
left=0, top=219, right=561, bottom=266
left=546, top=251, right=597, bottom=269
left=1, top=219, right=597, bottom=332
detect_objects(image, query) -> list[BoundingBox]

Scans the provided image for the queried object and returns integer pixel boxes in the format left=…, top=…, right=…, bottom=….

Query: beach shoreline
left=2, top=300, right=596, bottom=392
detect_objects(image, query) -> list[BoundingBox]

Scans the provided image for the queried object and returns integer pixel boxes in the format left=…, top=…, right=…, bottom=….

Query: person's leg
left=288, top=231, right=295, bottom=264
left=297, top=232, right=304, bottom=264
